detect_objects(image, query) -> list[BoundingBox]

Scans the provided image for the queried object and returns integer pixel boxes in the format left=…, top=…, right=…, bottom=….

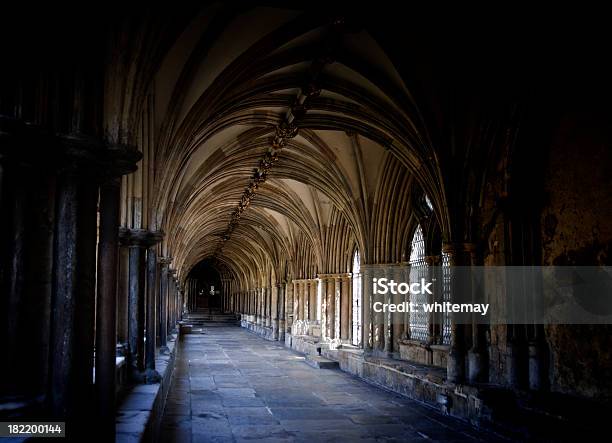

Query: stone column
left=94, top=178, right=121, bottom=440
left=302, top=280, right=308, bottom=322
left=3, top=159, right=27, bottom=397
left=259, top=287, right=264, bottom=325
left=334, top=276, right=341, bottom=340
left=251, top=288, right=259, bottom=325
left=295, top=281, right=302, bottom=321
left=126, top=230, right=149, bottom=377
left=145, top=232, right=163, bottom=383
left=383, top=266, right=392, bottom=354
left=425, top=256, right=441, bottom=344
left=266, top=287, right=272, bottom=328
left=252, top=288, right=257, bottom=324
left=348, top=275, right=354, bottom=344
left=369, top=265, right=385, bottom=352
left=301, top=281, right=308, bottom=323
left=271, top=284, right=279, bottom=340
left=528, top=324, right=546, bottom=390
left=319, top=278, right=326, bottom=338
left=249, top=289, right=259, bottom=325
left=172, top=276, right=179, bottom=330
left=168, top=270, right=176, bottom=334
left=179, top=286, right=184, bottom=320
left=49, top=171, right=96, bottom=421
left=340, top=274, right=351, bottom=342
left=443, top=242, right=473, bottom=384
left=93, top=143, right=141, bottom=435
left=117, top=233, right=130, bottom=348
left=191, top=279, right=197, bottom=312
left=248, top=289, right=252, bottom=318
left=319, top=274, right=336, bottom=340
left=309, top=279, right=317, bottom=322
left=391, top=265, right=404, bottom=353
left=278, top=283, right=285, bottom=341
left=24, top=166, right=57, bottom=401
left=361, top=266, right=373, bottom=351
left=48, top=135, right=103, bottom=435
left=246, top=290, right=251, bottom=317
left=159, top=257, right=171, bottom=353
left=287, top=281, right=294, bottom=334
left=467, top=247, right=487, bottom=383
left=223, top=279, right=231, bottom=313
left=257, top=287, right=263, bottom=326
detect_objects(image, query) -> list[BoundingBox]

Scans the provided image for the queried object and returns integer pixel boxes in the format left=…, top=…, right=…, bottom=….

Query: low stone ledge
left=305, top=354, right=339, bottom=369
left=398, top=340, right=449, bottom=368
left=284, top=333, right=322, bottom=355
left=115, top=333, right=178, bottom=443
left=284, top=334, right=488, bottom=427
left=241, top=320, right=275, bottom=341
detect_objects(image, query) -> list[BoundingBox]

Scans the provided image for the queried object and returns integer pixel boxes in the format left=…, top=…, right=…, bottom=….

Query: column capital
left=57, top=132, right=142, bottom=178
left=317, top=273, right=333, bottom=279
left=359, top=263, right=398, bottom=271
left=441, top=242, right=476, bottom=254
left=425, top=255, right=442, bottom=266
left=144, top=231, right=164, bottom=247
left=442, top=242, right=477, bottom=266
left=339, top=273, right=352, bottom=282
left=118, top=227, right=131, bottom=246
left=104, top=143, right=142, bottom=177
left=0, top=116, right=60, bottom=168
left=118, top=228, right=164, bottom=248
left=0, top=118, right=142, bottom=178
left=159, top=256, right=173, bottom=265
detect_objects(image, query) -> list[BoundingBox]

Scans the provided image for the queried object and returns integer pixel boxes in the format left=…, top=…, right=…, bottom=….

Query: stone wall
left=398, top=340, right=449, bottom=368
left=540, top=110, right=612, bottom=398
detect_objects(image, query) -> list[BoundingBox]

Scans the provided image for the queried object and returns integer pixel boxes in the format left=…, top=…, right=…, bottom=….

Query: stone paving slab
left=160, top=323, right=496, bottom=442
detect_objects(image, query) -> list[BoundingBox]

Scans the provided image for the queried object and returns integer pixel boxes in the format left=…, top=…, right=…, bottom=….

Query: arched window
left=352, top=249, right=361, bottom=346
left=441, top=251, right=451, bottom=344
left=409, top=225, right=428, bottom=342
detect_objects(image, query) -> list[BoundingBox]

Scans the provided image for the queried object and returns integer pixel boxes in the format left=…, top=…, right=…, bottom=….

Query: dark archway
left=187, top=260, right=223, bottom=312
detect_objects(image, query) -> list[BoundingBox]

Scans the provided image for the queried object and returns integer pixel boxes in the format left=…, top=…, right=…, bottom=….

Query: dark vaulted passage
left=160, top=315, right=495, bottom=442
left=1, top=3, right=612, bottom=442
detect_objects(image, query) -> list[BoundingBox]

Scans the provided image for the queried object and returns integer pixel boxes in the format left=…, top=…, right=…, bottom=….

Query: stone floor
left=160, top=323, right=501, bottom=442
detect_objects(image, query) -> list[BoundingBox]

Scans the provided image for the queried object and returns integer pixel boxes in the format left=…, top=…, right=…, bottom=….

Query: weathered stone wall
left=540, top=111, right=612, bottom=398
left=479, top=145, right=513, bottom=386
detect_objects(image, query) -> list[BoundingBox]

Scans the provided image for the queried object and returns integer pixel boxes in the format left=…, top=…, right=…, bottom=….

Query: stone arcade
left=1, top=4, right=611, bottom=442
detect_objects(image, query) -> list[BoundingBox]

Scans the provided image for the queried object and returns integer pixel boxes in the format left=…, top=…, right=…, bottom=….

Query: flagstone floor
left=160, top=324, right=499, bottom=442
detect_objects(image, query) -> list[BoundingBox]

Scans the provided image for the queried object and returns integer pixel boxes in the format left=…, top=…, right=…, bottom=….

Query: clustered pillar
left=229, top=274, right=354, bottom=346
left=0, top=124, right=141, bottom=441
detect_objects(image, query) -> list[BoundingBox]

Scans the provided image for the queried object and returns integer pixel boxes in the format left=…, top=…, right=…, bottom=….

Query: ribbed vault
left=128, top=4, right=442, bottom=291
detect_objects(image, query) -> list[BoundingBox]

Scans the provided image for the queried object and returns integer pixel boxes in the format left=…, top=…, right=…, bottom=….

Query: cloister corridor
left=159, top=314, right=495, bottom=443
left=3, top=4, right=611, bottom=442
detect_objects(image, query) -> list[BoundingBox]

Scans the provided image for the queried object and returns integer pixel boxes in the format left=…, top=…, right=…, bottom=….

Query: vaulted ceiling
left=128, top=4, right=442, bottom=286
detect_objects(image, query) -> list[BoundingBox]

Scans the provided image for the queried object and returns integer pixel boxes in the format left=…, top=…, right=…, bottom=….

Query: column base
left=144, top=369, right=162, bottom=384
left=528, top=340, right=547, bottom=391
left=129, top=367, right=146, bottom=383
left=468, top=348, right=486, bottom=383
left=447, top=348, right=465, bottom=384
left=130, top=367, right=163, bottom=384
left=159, top=346, right=170, bottom=355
